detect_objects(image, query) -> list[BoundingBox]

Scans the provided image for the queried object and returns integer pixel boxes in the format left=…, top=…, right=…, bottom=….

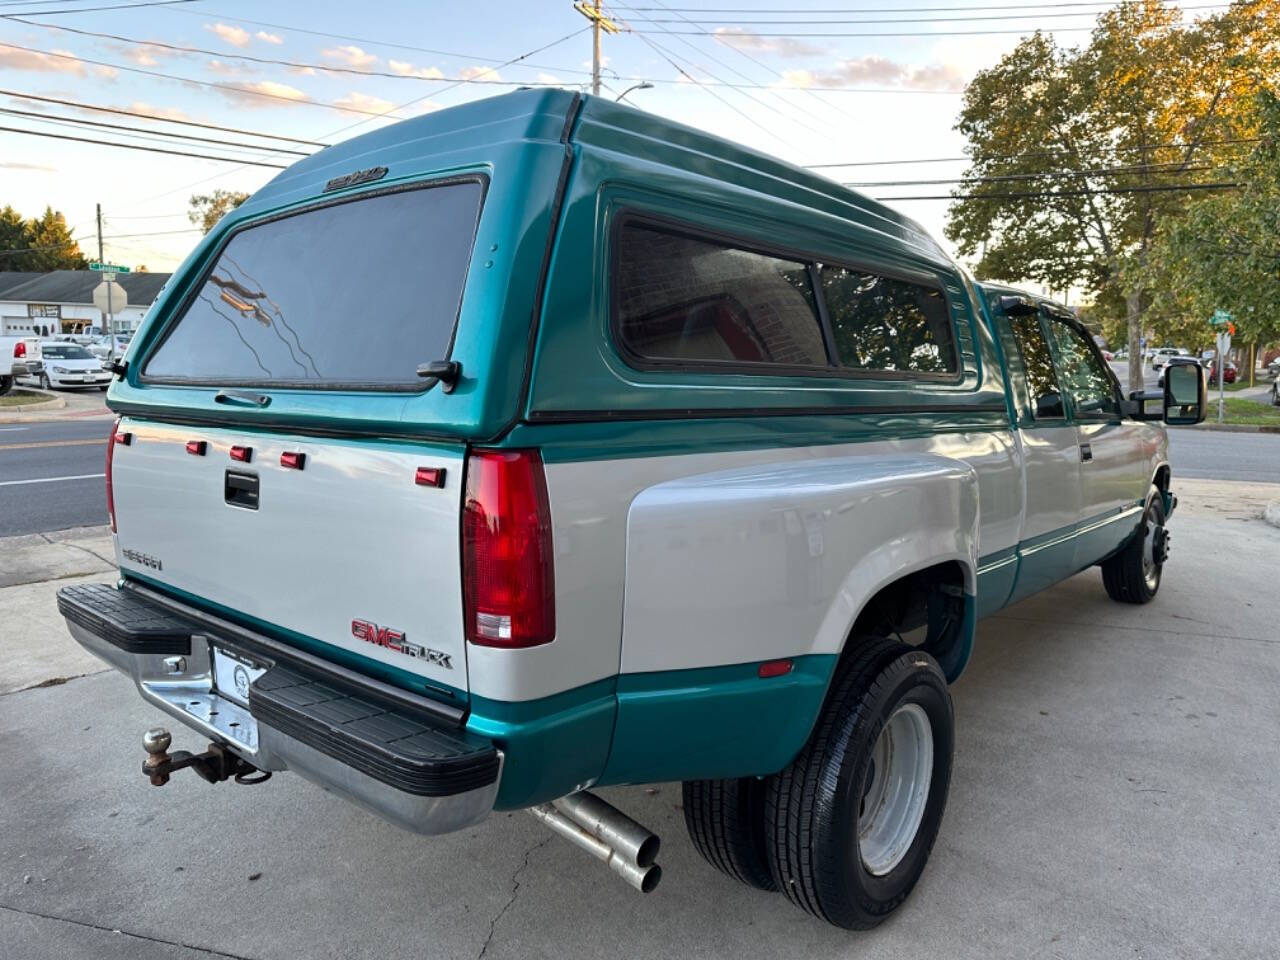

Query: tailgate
left=110, top=417, right=468, bottom=701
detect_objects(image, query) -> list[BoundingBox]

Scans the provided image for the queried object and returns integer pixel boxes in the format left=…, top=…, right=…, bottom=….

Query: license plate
left=211, top=646, right=268, bottom=707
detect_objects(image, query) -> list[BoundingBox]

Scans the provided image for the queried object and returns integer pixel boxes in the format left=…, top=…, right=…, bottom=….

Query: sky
left=0, top=0, right=1195, bottom=278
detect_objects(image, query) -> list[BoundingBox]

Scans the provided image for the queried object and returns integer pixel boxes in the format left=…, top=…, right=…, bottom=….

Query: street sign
left=92, top=280, right=128, bottom=317
left=1210, top=309, right=1232, bottom=326
left=89, top=262, right=130, bottom=274
left=101, top=271, right=116, bottom=283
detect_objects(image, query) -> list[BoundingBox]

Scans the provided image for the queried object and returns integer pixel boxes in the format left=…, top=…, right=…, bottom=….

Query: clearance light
left=229, top=445, right=252, bottom=463
left=185, top=440, right=206, bottom=456
left=280, top=451, right=305, bottom=470
left=758, top=659, right=794, bottom=679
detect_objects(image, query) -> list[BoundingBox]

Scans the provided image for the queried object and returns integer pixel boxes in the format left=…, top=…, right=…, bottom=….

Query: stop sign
left=92, top=280, right=128, bottom=317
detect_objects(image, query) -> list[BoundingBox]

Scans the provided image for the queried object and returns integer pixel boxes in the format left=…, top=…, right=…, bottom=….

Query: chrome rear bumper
left=62, top=584, right=501, bottom=837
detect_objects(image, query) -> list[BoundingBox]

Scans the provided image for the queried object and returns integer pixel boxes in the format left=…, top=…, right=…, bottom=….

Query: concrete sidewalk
left=2, top=481, right=1278, bottom=959
left=0, top=388, right=111, bottom=425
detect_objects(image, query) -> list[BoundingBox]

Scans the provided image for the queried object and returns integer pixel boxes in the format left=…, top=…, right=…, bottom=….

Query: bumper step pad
left=58, top=583, right=192, bottom=655
left=251, top=665, right=499, bottom=797
left=56, top=583, right=498, bottom=798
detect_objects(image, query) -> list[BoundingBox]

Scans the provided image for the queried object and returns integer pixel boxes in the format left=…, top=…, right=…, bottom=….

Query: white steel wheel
left=857, top=702, right=934, bottom=876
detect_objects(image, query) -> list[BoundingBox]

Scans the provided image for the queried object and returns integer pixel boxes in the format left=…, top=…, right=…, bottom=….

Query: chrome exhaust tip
left=529, top=791, right=662, bottom=893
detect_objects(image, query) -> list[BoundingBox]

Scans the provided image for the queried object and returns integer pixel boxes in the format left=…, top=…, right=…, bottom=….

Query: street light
left=615, top=82, right=653, bottom=103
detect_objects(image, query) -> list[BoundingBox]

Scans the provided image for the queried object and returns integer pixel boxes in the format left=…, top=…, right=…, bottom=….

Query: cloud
left=125, top=101, right=191, bottom=122
left=105, top=41, right=183, bottom=67
left=713, top=28, right=825, bottom=59
left=288, top=65, right=317, bottom=76
left=218, top=80, right=310, bottom=108
left=204, top=22, right=251, bottom=48
left=333, top=91, right=396, bottom=115
left=781, top=56, right=966, bottom=92
left=536, top=72, right=563, bottom=85
left=1, top=161, right=56, bottom=172
left=92, top=65, right=118, bottom=81
left=459, top=65, right=499, bottom=82
left=388, top=59, right=444, bottom=79
left=323, top=45, right=377, bottom=68
left=0, top=46, right=88, bottom=76
left=205, top=58, right=245, bottom=77
left=255, top=31, right=283, bottom=45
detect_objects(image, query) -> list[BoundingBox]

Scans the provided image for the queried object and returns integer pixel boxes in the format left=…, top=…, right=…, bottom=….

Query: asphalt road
left=0, top=419, right=112, bottom=536
left=3, top=481, right=1278, bottom=959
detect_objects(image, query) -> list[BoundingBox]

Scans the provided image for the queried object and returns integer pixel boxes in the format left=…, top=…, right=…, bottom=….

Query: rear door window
left=143, top=179, right=484, bottom=389
left=614, top=223, right=828, bottom=368
left=1008, top=314, right=1066, bottom=420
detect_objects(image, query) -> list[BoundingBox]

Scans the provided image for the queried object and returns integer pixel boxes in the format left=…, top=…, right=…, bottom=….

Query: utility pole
left=96, top=202, right=118, bottom=362
left=574, top=1, right=619, bottom=96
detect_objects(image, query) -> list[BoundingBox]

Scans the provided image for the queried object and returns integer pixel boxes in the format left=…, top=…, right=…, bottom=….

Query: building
left=0, top=270, right=171, bottom=337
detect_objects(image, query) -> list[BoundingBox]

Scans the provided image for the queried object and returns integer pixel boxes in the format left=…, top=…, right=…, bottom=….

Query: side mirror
left=1163, top=362, right=1206, bottom=425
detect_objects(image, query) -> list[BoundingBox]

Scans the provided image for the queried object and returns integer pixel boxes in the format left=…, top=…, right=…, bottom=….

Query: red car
left=1208, top=360, right=1237, bottom=385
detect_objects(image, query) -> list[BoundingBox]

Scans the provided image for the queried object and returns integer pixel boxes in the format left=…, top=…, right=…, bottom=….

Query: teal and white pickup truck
left=58, top=90, right=1206, bottom=930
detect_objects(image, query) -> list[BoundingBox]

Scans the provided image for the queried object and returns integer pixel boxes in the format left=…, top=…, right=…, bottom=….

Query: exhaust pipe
left=529, top=791, right=662, bottom=893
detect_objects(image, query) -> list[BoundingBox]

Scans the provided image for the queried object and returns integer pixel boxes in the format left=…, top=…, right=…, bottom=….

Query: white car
left=86, top=335, right=132, bottom=360
left=27, top=340, right=111, bottom=390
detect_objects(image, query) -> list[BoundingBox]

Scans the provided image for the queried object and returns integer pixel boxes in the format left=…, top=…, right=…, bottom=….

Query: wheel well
left=847, top=561, right=969, bottom=677
left=1153, top=465, right=1171, bottom=494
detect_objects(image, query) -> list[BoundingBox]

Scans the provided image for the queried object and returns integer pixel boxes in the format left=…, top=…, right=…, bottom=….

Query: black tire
left=764, top=638, right=954, bottom=930
left=99, top=384, right=109, bottom=392
left=1101, top=486, right=1166, bottom=604
left=39, top=372, right=50, bottom=391
left=682, top=777, right=776, bottom=891
left=0, top=375, right=11, bottom=397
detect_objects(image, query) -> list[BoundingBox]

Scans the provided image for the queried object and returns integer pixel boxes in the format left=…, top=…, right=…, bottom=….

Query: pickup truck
left=57, top=90, right=1207, bottom=930
left=0, top=335, right=38, bottom=395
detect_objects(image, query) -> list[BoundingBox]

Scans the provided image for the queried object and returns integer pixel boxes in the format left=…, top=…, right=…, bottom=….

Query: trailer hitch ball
left=143, top=727, right=174, bottom=786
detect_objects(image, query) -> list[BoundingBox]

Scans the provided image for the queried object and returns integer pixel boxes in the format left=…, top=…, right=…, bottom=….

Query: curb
left=1185, top=422, right=1280, bottom=435
left=1265, top=502, right=1280, bottom=530
left=0, top=391, right=67, bottom=421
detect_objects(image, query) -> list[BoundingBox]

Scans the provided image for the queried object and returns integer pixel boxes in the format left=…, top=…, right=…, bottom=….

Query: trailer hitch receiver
left=142, top=727, right=270, bottom=786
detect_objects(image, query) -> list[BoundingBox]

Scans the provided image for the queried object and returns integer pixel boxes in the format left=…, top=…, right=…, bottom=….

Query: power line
left=0, top=125, right=288, bottom=167
left=617, top=1, right=1196, bottom=10
left=0, top=0, right=196, bottom=14
left=807, top=137, right=1263, bottom=168
left=159, top=6, right=599, bottom=79
left=874, top=181, right=1242, bottom=201
left=620, top=2, right=1227, bottom=22
left=0, top=89, right=328, bottom=146
left=1, top=16, right=584, bottom=87
left=631, top=25, right=1128, bottom=35
left=101, top=227, right=201, bottom=238
left=0, top=106, right=314, bottom=156
left=615, top=5, right=835, bottom=140
left=0, top=41, right=414, bottom=118
left=845, top=162, right=1217, bottom=187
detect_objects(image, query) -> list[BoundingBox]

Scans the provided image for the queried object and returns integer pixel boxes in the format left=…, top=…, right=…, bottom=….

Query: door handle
left=1079, top=442, right=1093, bottom=463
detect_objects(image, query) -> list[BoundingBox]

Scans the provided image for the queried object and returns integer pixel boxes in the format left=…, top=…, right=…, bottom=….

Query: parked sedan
left=85, top=334, right=132, bottom=360
left=1207, top=360, right=1237, bottom=386
left=25, top=341, right=111, bottom=390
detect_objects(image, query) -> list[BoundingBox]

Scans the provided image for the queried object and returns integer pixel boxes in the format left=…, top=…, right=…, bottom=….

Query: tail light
left=106, top=417, right=121, bottom=533
left=14, top=341, right=25, bottom=358
left=462, top=449, right=555, bottom=648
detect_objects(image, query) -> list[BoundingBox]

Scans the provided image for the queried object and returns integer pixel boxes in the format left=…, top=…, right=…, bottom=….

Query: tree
left=189, top=190, right=249, bottom=234
left=945, top=0, right=1278, bottom=390
left=0, top=205, right=26, bottom=271
left=20, top=206, right=88, bottom=271
left=1148, top=91, right=1280, bottom=359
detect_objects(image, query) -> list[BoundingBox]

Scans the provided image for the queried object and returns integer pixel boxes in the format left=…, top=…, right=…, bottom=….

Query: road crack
left=0, top=904, right=259, bottom=959
left=477, top=836, right=551, bottom=960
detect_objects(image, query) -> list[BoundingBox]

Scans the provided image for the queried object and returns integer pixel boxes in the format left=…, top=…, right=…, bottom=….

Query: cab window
left=1044, top=317, right=1120, bottom=418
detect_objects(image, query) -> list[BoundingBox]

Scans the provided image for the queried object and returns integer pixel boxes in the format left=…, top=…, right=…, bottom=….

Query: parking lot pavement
left=2, top=480, right=1278, bottom=960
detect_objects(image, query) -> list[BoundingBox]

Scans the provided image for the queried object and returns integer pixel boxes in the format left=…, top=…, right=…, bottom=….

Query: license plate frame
left=211, top=645, right=268, bottom=708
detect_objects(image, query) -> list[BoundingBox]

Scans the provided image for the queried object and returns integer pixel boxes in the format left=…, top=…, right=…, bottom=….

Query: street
left=2, top=477, right=1277, bottom=959
left=0, top=419, right=112, bottom=537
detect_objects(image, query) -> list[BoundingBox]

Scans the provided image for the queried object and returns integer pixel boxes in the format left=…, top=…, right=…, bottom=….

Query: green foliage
left=945, top=0, right=1279, bottom=387
left=1148, top=92, right=1280, bottom=348
left=0, top=204, right=87, bottom=271
left=188, top=189, right=250, bottom=235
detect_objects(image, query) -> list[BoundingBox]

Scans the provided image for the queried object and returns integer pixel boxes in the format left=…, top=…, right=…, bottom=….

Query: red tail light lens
left=14, top=341, right=25, bottom=358
left=462, top=449, right=555, bottom=648
left=106, top=417, right=121, bottom=533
